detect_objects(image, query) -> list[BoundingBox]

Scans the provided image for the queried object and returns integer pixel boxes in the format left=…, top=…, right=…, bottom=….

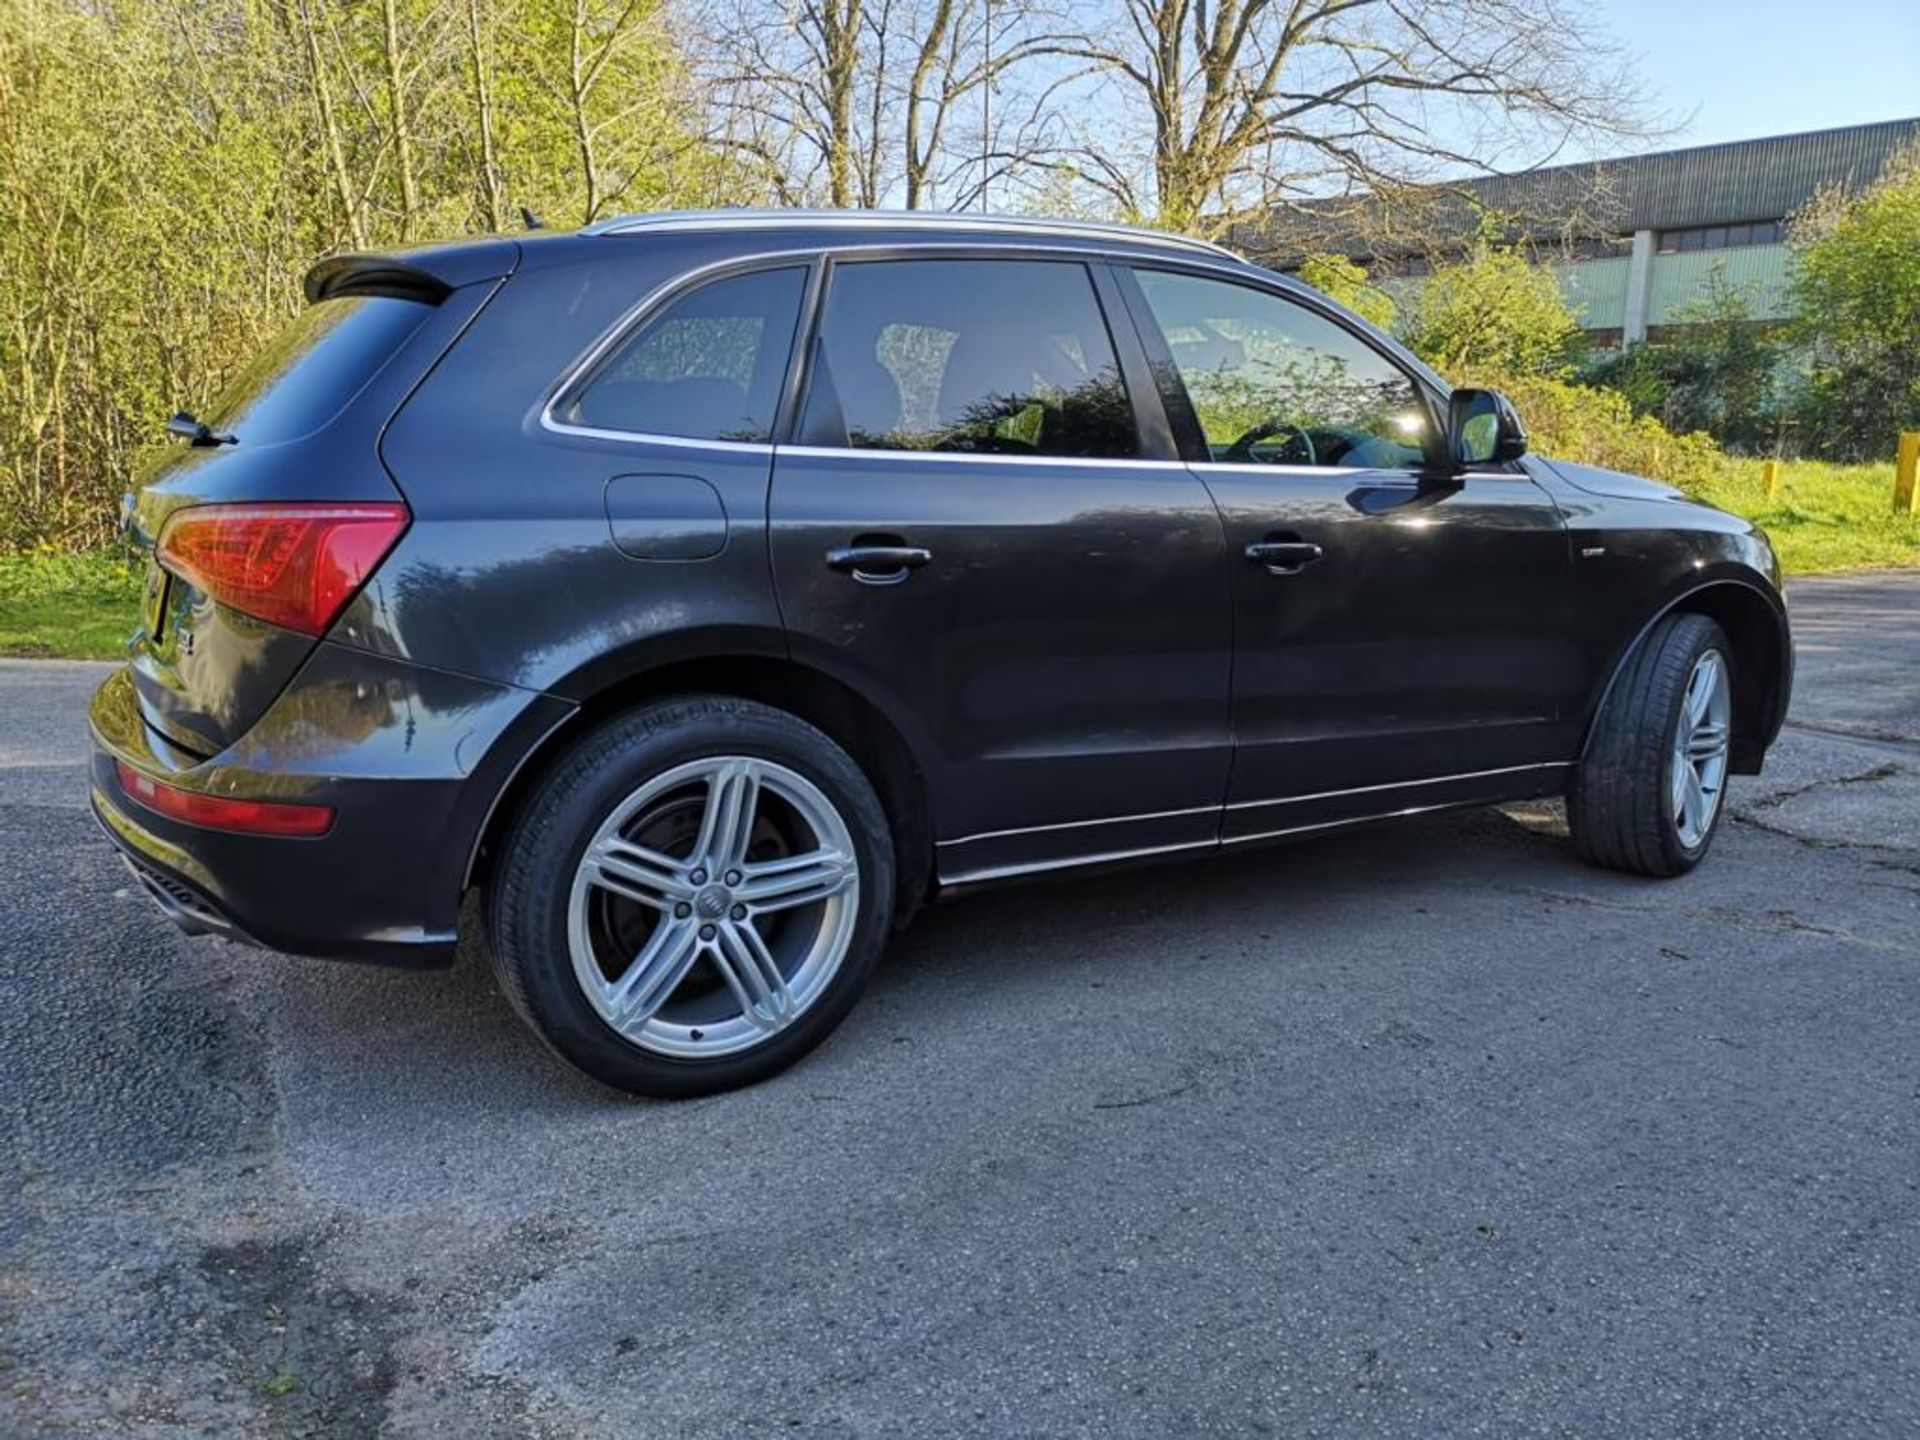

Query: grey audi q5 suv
left=92, top=210, right=1790, bottom=1095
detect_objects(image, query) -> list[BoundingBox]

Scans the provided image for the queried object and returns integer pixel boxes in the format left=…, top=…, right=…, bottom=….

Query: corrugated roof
left=1244, top=117, right=1920, bottom=262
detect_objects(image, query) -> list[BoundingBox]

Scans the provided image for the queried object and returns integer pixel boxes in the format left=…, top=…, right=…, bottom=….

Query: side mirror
left=1448, top=388, right=1527, bottom=467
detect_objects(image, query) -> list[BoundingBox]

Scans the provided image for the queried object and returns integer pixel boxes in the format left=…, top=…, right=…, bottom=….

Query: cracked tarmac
left=3, top=571, right=1916, bottom=1437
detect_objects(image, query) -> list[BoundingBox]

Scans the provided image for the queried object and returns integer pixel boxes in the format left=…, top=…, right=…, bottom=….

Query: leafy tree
left=1297, top=254, right=1396, bottom=331
left=0, top=0, right=730, bottom=550
left=1400, top=232, right=1583, bottom=378
left=1787, top=139, right=1920, bottom=461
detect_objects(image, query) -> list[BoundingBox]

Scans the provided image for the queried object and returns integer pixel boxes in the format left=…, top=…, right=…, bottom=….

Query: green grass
left=1700, top=459, right=1920, bottom=575
left=0, top=547, right=143, bottom=659
left=1, top=462, right=1913, bottom=659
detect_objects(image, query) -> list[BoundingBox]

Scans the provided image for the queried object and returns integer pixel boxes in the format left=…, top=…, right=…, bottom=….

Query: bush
left=1401, top=234, right=1584, bottom=378
left=1788, top=139, right=1920, bottom=461
left=1456, top=367, right=1738, bottom=497
left=1581, top=267, right=1786, bottom=454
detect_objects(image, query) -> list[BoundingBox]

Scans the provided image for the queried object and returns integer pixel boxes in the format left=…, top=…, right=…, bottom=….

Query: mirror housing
left=1448, top=388, right=1527, bottom=467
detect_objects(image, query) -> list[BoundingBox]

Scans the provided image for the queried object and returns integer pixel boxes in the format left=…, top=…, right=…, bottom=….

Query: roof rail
left=579, top=208, right=1242, bottom=261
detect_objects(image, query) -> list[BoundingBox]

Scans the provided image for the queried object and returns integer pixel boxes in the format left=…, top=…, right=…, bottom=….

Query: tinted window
left=1134, top=270, right=1431, bottom=468
left=207, top=296, right=431, bottom=444
left=802, top=260, right=1137, bottom=458
left=566, top=267, right=805, bottom=442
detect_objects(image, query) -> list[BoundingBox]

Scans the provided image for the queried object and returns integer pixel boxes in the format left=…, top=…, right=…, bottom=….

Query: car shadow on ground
left=250, top=799, right=1584, bottom=1130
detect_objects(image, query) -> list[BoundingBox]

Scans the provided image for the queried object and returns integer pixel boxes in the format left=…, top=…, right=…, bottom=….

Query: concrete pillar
left=1623, top=228, right=1655, bottom=346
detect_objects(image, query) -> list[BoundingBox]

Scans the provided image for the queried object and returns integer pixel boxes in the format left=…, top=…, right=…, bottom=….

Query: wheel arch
left=1581, top=576, right=1792, bottom=775
left=465, top=650, right=937, bottom=928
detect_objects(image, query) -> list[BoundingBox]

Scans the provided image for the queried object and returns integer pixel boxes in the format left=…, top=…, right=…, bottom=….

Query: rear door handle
left=1244, top=540, right=1323, bottom=574
left=825, top=544, right=932, bottom=585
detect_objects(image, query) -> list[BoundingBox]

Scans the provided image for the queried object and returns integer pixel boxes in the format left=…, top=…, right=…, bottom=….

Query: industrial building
left=1246, top=117, right=1920, bottom=348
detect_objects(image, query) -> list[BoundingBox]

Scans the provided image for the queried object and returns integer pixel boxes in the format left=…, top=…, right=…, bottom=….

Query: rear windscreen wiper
left=166, top=410, right=236, bottom=447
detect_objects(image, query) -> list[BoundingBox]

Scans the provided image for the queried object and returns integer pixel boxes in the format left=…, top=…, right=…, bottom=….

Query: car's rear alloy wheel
left=1569, top=611, right=1735, bottom=877
left=568, top=756, right=859, bottom=1059
left=489, top=696, right=893, bottom=1096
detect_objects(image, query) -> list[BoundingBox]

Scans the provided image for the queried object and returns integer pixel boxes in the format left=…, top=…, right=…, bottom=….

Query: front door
left=1119, top=265, right=1583, bottom=842
left=770, top=255, right=1234, bottom=882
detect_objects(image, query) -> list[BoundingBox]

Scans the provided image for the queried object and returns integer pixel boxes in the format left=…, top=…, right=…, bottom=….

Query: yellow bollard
left=1761, top=459, right=1781, bottom=501
left=1898, top=431, right=1920, bottom=515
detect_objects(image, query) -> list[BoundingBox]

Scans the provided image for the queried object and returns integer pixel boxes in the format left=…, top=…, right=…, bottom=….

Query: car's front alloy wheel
left=1569, top=611, right=1735, bottom=877
left=1668, top=648, right=1732, bottom=850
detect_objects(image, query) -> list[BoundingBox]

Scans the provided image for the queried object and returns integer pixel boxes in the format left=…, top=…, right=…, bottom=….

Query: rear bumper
left=89, top=645, right=572, bottom=967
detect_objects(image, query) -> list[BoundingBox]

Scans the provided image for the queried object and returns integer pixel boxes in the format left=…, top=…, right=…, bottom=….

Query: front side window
left=563, top=266, right=806, bottom=442
left=1134, top=269, right=1432, bottom=469
left=801, top=259, right=1138, bottom=458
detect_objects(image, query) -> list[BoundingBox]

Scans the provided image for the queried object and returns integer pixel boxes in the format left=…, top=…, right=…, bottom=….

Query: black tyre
left=487, top=695, right=895, bottom=1097
left=1569, top=612, right=1735, bottom=877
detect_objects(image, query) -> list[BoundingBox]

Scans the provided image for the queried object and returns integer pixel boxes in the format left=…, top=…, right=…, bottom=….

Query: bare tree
left=702, top=0, right=1082, bottom=210
left=1050, top=0, right=1649, bottom=236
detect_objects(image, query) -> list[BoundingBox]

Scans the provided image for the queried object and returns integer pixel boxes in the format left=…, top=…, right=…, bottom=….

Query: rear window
left=206, top=296, right=432, bottom=444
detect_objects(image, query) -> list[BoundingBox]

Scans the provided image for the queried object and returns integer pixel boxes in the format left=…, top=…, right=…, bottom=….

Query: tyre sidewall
left=1570, top=611, right=1731, bottom=877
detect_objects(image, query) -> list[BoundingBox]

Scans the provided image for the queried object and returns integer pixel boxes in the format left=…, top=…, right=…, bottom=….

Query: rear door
left=768, top=254, right=1233, bottom=882
left=1117, top=265, right=1584, bottom=840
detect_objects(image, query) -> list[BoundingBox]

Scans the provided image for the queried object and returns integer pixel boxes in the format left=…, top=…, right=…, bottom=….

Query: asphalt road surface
left=4, top=574, right=1917, bottom=1438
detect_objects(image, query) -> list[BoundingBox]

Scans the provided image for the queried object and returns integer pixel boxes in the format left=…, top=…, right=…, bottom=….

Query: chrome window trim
left=539, top=242, right=1269, bottom=451
left=934, top=760, right=1571, bottom=850
left=579, top=208, right=1242, bottom=262
left=1172, top=460, right=1390, bottom=480
left=776, top=445, right=1192, bottom=472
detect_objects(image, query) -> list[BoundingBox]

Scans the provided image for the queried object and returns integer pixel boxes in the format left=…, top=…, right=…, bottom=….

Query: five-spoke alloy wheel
left=489, top=697, right=893, bottom=1097
left=569, top=757, right=860, bottom=1059
left=1669, top=649, right=1731, bottom=849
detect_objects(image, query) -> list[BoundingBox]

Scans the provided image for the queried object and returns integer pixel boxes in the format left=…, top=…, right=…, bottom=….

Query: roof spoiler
left=303, top=254, right=455, bottom=305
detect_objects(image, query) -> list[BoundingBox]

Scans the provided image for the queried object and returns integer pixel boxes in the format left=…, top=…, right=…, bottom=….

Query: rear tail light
left=156, top=502, right=409, bottom=636
left=116, top=761, right=335, bottom=837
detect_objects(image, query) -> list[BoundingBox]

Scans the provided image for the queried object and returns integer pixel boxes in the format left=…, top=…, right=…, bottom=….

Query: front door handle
left=825, top=543, right=933, bottom=585
left=1244, top=540, right=1324, bottom=574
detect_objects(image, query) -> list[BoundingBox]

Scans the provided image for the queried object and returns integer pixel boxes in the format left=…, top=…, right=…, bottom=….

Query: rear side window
left=800, top=259, right=1138, bottom=458
left=563, top=267, right=806, bottom=442
left=207, top=296, right=432, bottom=444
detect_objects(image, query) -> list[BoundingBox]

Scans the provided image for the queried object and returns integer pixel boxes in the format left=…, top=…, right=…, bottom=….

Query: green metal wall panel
left=1548, top=256, right=1631, bottom=329
left=1648, top=245, right=1796, bottom=324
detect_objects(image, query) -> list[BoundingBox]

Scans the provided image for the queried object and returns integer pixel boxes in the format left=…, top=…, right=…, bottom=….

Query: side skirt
left=935, top=761, right=1572, bottom=893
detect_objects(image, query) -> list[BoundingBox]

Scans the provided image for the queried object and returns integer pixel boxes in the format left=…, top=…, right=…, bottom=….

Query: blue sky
left=1592, top=0, right=1919, bottom=153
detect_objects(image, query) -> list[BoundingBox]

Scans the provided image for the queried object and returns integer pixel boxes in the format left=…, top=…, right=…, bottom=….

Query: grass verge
left=0, top=547, right=143, bottom=659
left=1, top=462, right=1912, bottom=659
left=1698, top=459, right=1920, bottom=575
